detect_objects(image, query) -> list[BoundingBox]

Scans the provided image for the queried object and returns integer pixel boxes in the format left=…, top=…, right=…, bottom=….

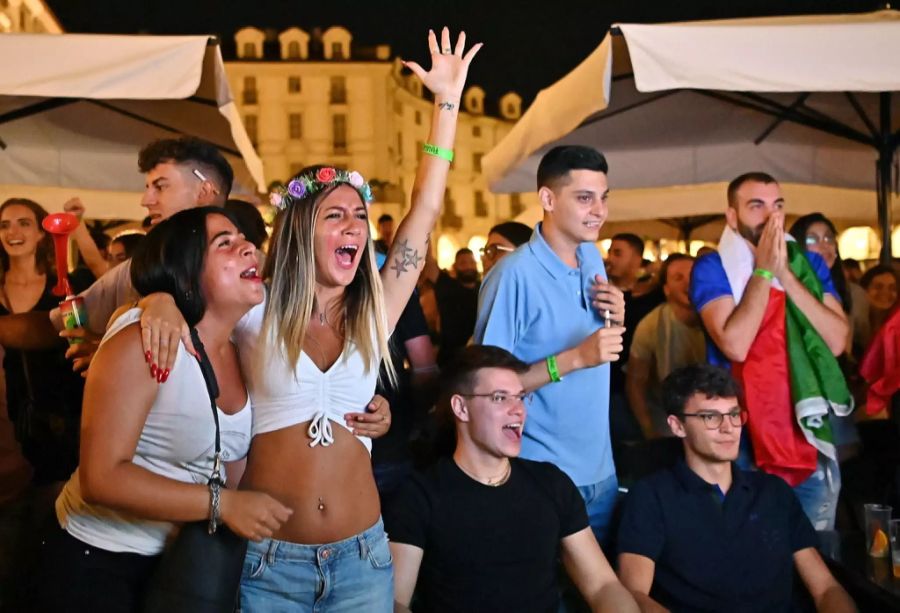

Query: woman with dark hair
left=140, top=29, right=480, bottom=611
left=788, top=213, right=862, bottom=458
left=859, top=264, right=900, bottom=353
left=35, top=207, right=291, bottom=612
left=0, top=198, right=87, bottom=610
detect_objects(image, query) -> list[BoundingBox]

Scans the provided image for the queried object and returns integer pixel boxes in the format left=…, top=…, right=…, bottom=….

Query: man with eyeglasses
left=479, top=220, right=532, bottom=276
left=689, top=172, right=851, bottom=531
left=385, top=345, right=639, bottom=613
left=617, top=364, right=855, bottom=613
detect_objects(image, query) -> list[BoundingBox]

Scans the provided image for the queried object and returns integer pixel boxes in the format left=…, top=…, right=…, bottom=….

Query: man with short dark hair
left=606, top=233, right=665, bottom=447
left=617, top=364, right=855, bottom=613
left=386, top=345, right=639, bottom=613
left=475, top=145, right=626, bottom=545
left=480, top=220, right=532, bottom=275
left=690, top=172, right=851, bottom=530
left=626, top=254, right=705, bottom=438
left=374, top=213, right=395, bottom=253
left=607, top=233, right=644, bottom=292
left=426, top=247, right=481, bottom=366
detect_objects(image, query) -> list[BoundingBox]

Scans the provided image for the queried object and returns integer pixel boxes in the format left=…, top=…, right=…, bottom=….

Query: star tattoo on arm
left=390, top=239, right=425, bottom=278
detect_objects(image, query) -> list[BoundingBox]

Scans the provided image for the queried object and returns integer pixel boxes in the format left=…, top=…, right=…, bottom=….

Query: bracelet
left=422, top=143, right=454, bottom=163
left=546, top=355, right=562, bottom=383
left=753, top=268, right=774, bottom=281
left=208, top=479, right=221, bottom=534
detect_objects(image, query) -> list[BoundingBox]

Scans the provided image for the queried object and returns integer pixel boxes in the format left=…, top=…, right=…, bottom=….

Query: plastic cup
left=863, top=503, right=892, bottom=558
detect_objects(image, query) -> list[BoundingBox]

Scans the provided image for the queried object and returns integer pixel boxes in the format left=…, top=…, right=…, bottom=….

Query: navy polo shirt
left=617, top=461, right=818, bottom=613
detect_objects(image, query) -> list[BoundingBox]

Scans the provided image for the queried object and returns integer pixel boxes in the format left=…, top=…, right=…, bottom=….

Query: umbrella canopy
left=484, top=10, right=900, bottom=257
left=0, top=33, right=265, bottom=219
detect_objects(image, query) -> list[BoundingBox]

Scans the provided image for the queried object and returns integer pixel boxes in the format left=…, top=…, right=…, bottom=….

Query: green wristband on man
left=753, top=268, right=774, bottom=281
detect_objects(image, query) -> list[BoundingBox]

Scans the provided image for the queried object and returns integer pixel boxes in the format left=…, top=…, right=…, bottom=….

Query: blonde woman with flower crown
left=139, top=28, right=480, bottom=611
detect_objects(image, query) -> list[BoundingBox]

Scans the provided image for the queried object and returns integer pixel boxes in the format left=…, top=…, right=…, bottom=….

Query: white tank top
left=56, top=308, right=251, bottom=555
left=234, top=300, right=380, bottom=454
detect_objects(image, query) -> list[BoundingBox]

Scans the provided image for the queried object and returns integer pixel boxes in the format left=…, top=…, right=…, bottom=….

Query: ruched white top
left=234, top=300, right=380, bottom=454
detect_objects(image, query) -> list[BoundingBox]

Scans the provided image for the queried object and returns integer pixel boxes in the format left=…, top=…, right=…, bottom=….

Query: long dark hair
left=0, top=198, right=53, bottom=275
left=130, top=207, right=240, bottom=328
left=788, top=213, right=851, bottom=313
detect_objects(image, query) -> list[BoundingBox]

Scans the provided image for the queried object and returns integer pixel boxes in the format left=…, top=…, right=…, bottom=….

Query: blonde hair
left=261, top=171, right=395, bottom=384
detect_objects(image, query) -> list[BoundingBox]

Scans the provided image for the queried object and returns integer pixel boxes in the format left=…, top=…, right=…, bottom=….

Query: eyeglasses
left=460, top=391, right=533, bottom=406
left=805, top=234, right=836, bottom=247
left=479, top=244, right=515, bottom=259
left=680, top=409, right=748, bottom=430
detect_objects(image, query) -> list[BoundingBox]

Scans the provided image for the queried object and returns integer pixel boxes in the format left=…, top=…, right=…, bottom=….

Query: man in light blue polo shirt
left=475, top=145, right=626, bottom=545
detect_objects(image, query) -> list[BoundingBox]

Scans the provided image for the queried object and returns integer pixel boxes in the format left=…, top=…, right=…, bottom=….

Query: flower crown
left=269, top=167, right=374, bottom=210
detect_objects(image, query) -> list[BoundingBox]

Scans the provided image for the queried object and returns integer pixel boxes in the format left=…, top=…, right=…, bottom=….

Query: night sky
left=47, top=0, right=881, bottom=106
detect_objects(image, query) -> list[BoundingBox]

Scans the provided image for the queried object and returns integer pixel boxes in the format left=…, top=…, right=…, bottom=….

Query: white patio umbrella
left=0, top=33, right=265, bottom=220
left=484, top=10, right=900, bottom=258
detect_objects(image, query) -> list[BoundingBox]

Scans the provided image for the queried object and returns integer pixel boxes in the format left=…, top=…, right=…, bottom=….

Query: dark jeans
left=33, top=526, right=160, bottom=613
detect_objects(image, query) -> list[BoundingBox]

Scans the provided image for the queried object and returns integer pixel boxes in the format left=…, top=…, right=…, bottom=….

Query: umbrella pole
left=877, top=91, right=893, bottom=265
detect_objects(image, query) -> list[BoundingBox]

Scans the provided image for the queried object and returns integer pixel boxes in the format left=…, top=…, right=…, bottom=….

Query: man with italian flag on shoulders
left=690, top=172, right=853, bottom=530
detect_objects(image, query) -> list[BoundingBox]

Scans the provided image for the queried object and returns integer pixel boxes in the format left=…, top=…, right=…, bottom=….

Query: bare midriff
left=240, top=421, right=380, bottom=544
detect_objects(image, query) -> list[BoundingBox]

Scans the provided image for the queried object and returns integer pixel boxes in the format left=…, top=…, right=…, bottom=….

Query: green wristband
left=753, top=268, right=774, bottom=281
left=546, top=355, right=562, bottom=383
left=422, top=143, right=454, bottom=162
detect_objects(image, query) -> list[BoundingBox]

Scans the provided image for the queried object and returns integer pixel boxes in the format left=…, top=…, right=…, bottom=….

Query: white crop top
left=234, top=299, right=380, bottom=454
left=56, top=308, right=251, bottom=555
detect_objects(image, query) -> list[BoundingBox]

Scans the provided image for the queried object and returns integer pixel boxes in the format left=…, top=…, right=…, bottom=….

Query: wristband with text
left=422, top=143, right=454, bottom=163
left=546, top=355, right=562, bottom=383
left=753, top=268, right=774, bottom=281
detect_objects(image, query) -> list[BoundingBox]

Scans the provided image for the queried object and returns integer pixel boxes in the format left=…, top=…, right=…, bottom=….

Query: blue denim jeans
left=239, top=518, right=393, bottom=613
left=576, top=474, right=619, bottom=549
left=737, top=434, right=841, bottom=531
left=792, top=453, right=841, bottom=531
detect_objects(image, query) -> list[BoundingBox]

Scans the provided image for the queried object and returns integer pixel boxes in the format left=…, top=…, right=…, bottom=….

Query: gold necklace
left=456, top=459, right=512, bottom=487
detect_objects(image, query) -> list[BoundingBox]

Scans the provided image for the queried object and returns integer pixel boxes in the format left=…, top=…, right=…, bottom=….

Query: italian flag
left=719, top=228, right=853, bottom=486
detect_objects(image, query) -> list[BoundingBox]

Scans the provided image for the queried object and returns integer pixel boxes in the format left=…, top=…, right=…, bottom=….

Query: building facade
left=227, top=25, right=531, bottom=266
left=0, top=0, right=62, bottom=33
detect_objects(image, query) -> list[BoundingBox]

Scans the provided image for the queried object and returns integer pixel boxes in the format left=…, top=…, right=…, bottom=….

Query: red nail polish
left=150, top=364, right=157, bottom=378
left=144, top=351, right=151, bottom=363
left=161, top=369, right=170, bottom=383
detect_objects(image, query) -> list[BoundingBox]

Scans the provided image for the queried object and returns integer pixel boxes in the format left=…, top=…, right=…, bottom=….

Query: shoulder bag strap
left=188, top=327, right=223, bottom=484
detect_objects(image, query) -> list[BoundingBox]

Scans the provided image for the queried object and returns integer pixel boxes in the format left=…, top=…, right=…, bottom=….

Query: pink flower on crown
left=348, top=171, right=365, bottom=188
left=269, top=192, right=283, bottom=208
left=316, top=167, right=337, bottom=183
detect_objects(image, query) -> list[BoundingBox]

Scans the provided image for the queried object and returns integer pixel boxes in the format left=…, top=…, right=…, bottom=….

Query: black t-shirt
left=373, top=289, right=430, bottom=464
left=611, top=287, right=664, bottom=392
left=385, top=457, right=588, bottom=613
left=617, top=461, right=818, bottom=613
left=433, top=270, right=479, bottom=366
left=0, top=276, right=85, bottom=484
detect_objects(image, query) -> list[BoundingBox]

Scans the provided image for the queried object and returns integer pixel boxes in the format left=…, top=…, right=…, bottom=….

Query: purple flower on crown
left=288, top=179, right=306, bottom=199
left=348, top=171, right=365, bottom=188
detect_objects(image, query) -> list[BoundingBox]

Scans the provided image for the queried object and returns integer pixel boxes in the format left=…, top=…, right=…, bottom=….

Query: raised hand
left=63, top=197, right=86, bottom=221
left=755, top=212, right=786, bottom=280
left=402, top=27, right=482, bottom=103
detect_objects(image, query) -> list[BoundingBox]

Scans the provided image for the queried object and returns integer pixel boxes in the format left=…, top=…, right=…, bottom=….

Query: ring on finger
left=442, top=47, right=452, bottom=54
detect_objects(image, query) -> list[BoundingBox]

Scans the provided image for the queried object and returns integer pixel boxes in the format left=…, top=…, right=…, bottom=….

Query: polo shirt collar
left=672, top=459, right=751, bottom=497
left=528, top=222, right=590, bottom=281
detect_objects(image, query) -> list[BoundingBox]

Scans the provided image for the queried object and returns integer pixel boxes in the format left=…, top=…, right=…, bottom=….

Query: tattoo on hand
left=438, top=101, right=456, bottom=111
